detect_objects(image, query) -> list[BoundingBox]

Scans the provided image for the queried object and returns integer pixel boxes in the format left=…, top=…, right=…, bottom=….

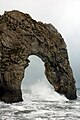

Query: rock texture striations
left=0, top=10, right=77, bottom=103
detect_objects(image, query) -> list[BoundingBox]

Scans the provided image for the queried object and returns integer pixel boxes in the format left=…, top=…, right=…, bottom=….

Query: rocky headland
left=0, top=10, right=77, bottom=103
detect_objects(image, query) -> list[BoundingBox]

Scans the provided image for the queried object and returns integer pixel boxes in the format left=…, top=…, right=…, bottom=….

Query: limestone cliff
left=0, top=10, right=77, bottom=103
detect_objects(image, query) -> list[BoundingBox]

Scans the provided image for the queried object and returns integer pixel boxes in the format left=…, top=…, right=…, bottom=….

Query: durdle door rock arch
left=0, top=10, right=77, bottom=103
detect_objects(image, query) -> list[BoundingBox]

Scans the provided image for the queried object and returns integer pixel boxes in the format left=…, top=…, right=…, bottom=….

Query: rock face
left=0, top=10, right=77, bottom=103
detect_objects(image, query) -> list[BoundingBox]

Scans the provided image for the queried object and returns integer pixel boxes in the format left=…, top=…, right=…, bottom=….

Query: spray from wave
left=22, top=78, right=68, bottom=102
left=1, top=79, right=80, bottom=120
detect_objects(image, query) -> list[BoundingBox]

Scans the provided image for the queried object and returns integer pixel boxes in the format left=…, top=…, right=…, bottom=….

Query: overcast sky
left=0, top=0, right=80, bottom=87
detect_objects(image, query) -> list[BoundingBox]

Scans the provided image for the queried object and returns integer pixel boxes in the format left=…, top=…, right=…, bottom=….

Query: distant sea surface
left=0, top=80, right=80, bottom=120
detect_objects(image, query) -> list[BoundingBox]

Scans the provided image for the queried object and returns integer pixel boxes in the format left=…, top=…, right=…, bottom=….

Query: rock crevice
left=0, top=10, right=77, bottom=103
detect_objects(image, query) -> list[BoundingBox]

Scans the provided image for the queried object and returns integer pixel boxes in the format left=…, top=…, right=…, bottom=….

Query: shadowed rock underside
left=0, top=10, right=77, bottom=103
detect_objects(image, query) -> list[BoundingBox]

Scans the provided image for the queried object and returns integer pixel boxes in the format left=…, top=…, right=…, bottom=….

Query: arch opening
left=21, top=55, right=46, bottom=89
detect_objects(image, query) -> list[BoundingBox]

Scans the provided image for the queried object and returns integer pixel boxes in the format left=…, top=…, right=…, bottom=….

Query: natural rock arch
left=0, top=10, right=77, bottom=103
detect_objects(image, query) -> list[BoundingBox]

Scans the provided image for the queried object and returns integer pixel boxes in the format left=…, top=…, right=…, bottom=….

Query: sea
left=0, top=79, right=80, bottom=120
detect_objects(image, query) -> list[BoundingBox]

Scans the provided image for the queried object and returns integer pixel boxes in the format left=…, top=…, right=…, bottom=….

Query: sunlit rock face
left=0, top=10, right=77, bottom=103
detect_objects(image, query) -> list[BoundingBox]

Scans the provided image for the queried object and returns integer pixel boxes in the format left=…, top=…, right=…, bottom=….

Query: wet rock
left=0, top=10, right=77, bottom=103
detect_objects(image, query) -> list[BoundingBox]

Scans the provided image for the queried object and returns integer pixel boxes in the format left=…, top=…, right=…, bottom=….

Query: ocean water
left=0, top=79, right=80, bottom=120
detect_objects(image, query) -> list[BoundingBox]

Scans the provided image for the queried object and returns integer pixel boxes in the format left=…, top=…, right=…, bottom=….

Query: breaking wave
left=0, top=78, right=80, bottom=120
left=23, top=78, right=68, bottom=102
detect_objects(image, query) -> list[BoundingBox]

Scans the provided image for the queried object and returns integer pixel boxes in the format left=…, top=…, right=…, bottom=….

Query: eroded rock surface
left=0, top=10, right=77, bottom=103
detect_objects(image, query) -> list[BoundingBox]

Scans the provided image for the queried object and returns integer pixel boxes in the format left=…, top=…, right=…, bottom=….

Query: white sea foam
left=30, top=78, right=68, bottom=102
left=0, top=85, right=80, bottom=120
left=11, top=105, right=26, bottom=111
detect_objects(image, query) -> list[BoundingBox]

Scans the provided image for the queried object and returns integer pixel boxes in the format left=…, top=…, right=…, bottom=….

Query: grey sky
left=22, top=55, right=45, bottom=88
left=0, top=0, right=80, bottom=87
